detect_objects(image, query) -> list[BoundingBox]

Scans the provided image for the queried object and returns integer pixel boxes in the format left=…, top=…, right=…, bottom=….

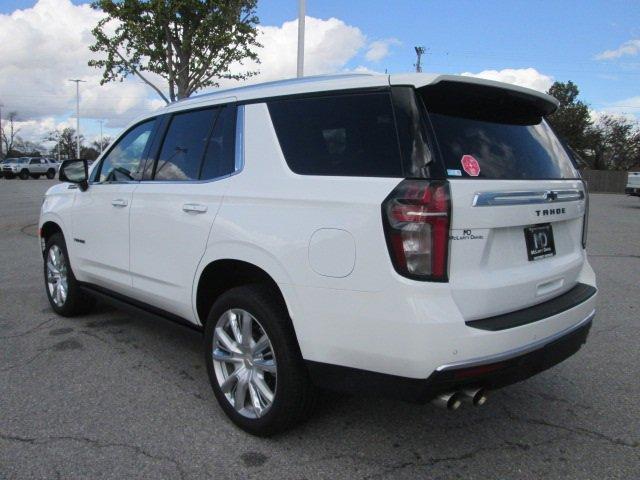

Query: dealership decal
left=450, top=229, right=485, bottom=241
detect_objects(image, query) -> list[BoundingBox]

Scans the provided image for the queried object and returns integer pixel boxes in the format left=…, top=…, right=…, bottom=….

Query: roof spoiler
left=393, top=73, right=559, bottom=124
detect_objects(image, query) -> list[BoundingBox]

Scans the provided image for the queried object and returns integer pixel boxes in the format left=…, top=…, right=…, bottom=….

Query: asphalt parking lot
left=1, top=178, right=639, bottom=479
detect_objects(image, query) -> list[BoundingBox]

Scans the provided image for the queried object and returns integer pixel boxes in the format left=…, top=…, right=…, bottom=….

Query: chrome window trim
left=436, top=309, right=595, bottom=372
left=89, top=105, right=245, bottom=187
left=234, top=105, right=245, bottom=173
left=472, top=189, right=585, bottom=207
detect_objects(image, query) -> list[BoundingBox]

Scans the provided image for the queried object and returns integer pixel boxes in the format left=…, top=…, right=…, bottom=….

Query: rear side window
left=155, top=108, right=218, bottom=181
left=200, top=106, right=236, bottom=180
left=427, top=113, right=579, bottom=180
left=268, top=92, right=403, bottom=177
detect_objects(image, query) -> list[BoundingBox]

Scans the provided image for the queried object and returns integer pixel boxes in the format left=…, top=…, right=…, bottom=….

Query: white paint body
left=40, top=73, right=596, bottom=380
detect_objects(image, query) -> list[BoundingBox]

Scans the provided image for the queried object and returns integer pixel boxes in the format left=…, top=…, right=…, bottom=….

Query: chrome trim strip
left=235, top=105, right=245, bottom=173
left=472, top=189, right=584, bottom=207
left=436, top=309, right=595, bottom=372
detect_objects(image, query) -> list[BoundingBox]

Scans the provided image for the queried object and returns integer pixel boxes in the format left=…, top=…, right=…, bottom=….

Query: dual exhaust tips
left=431, top=388, right=487, bottom=410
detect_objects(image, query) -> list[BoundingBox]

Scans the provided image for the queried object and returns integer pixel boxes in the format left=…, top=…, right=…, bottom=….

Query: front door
left=129, top=104, right=238, bottom=321
left=71, top=119, right=156, bottom=293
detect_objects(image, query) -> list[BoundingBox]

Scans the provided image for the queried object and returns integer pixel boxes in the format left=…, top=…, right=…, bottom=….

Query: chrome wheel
left=46, top=245, right=68, bottom=307
left=212, top=309, right=277, bottom=418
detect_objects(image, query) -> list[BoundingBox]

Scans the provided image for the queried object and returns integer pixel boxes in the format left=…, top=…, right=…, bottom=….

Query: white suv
left=40, top=73, right=597, bottom=436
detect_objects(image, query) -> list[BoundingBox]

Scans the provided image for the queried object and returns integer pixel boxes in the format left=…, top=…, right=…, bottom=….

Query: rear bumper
left=307, top=310, right=593, bottom=403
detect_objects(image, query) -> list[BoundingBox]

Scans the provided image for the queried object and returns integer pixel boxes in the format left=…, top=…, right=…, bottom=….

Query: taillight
left=382, top=180, right=451, bottom=281
left=581, top=179, right=589, bottom=249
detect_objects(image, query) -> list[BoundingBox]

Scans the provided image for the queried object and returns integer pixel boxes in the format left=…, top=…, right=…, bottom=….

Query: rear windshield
left=268, top=92, right=404, bottom=177
left=428, top=113, right=579, bottom=180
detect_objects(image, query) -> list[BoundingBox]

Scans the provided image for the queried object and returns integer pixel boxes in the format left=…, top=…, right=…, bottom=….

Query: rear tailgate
left=414, top=77, right=588, bottom=321
left=448, top=179, right=587, bottom=320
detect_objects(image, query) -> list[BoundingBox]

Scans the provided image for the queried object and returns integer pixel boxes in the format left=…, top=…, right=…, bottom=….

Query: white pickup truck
left=626, top=172, right=640, bottom=197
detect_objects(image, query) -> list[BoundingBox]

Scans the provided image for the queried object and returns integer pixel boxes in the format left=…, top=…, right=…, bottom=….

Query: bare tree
left=1, top=111, right=20, bottom=156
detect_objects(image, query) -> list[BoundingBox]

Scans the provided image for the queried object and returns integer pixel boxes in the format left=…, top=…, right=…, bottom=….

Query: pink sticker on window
left=461, top=155, right=480, bottom=176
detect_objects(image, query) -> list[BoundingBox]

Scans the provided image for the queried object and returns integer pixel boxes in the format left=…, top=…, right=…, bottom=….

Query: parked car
left=2, top=157, right=58, bottom=179
left=626, top=172, right=640, bottom=197
left=39, top=73, right=597, bottom=436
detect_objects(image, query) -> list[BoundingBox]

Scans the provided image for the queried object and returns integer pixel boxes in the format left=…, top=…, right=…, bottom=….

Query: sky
left=0, top=0, right=639, bottom=151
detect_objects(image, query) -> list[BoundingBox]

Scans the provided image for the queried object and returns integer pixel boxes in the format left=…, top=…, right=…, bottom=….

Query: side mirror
left=59, top=159, right=89, bottom=191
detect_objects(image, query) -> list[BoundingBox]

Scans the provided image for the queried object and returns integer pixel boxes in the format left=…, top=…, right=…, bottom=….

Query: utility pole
left=0, top=103, right=3, bottom=159
left=296, top=0, right=306, bottom=78
left=414, top=46, right=426, bottom=73
left=68, top=79, right=86, bottom=159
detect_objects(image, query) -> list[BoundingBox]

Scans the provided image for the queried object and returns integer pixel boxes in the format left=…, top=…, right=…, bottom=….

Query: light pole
left=296, top=0, right=306, bottom=78
left=414, top=46, right=426, bottom=73
left=68, top=79, right=86, bottom=159
left=98, top=119, right=105, bottom=154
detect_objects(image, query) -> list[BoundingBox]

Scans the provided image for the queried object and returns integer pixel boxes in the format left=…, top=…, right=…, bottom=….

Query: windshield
left=428, top=113, right=579, bottom=180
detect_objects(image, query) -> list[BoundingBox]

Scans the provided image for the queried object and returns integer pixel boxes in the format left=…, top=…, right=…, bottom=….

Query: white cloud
left=595, top=39, right=640, bottom=60
left=460, top=68, right=554, bottom=92
left=0, top=0, right=161, bottom=131
left=0, top=3, right=370, bottom=142
left=230, top=16, right=366, bottom=85
left=365, top=38, right=401, bottom=62
left=590, top=96, right=640, bottom=122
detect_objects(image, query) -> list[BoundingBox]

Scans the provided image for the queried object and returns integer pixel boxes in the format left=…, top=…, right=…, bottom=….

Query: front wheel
left=46, top=169, right=56, bottom=179
left=204, top=285, right=315, bottom=436
left=19, top=169, right=29, bottom=180
left=44, top=233, right=95, bottom=316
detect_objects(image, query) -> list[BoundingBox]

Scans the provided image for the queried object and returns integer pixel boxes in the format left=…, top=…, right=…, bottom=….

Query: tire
left=46, top=169, right=56, bottom=179
left=19, top=169, right=29, bottom=180
left=204, top=285, right=315, bottom=436
left=44, top=232, right=95, bottom=317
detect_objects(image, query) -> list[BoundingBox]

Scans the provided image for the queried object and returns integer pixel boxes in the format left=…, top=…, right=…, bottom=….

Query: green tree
left=546, top=81, right=594, bottom=159
left=89, top=0, right=261, bottom=104
left=591, top=115, right=640, bottom=170
left=47, top=128, right=84, bottom=160
left=93, top=136, right=112, bottom=153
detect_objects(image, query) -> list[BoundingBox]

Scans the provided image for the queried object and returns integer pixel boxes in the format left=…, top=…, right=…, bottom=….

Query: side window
left=267, top=92, right=403, bottom=177
left=154, top=108, right=218, bottom=181
left=200, top=106, right=236, bottom=180
left=97, top=120, right=155, bottom=183
left=30, top=159, right=39, bottom=165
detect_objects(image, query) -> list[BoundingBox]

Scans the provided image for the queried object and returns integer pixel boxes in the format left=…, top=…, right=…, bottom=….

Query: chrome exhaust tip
left=431, top=392, right=462, bottom=410
left=460, top=388, right=488, bottom=406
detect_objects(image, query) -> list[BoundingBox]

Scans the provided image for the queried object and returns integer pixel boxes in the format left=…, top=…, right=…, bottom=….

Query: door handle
left=111, top=198, right=128, bottom=207
left=182, top=203, right=208, bottom=214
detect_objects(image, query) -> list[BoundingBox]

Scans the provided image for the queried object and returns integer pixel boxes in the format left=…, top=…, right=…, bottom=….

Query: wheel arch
left=195, top=259, right=296, bottom=330
left=40, top=220, right=63, bottom=256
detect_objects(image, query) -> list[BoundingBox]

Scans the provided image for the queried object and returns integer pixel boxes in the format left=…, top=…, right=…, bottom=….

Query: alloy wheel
left=212, top=309, right=277, bottom=418
left=46, top=245, right=68, bottom=307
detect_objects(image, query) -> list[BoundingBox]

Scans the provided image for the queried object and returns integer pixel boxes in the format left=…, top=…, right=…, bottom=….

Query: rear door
left=129, top=104, right=239, bottom=320
left=423, top=93, right=587, bottom=320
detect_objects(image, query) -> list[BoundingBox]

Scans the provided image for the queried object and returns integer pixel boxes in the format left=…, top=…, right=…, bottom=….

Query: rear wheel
left=204, top=285, right=315, bottom=436
left=44, top=233, right=95, bottom=316
left=19, top=169, right=29, bottom=180
left=46, top=169, right=56, bottom=179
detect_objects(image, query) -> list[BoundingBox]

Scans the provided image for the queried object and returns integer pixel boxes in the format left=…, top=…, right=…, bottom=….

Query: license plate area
left=524, top=223, right=556, bottom=261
